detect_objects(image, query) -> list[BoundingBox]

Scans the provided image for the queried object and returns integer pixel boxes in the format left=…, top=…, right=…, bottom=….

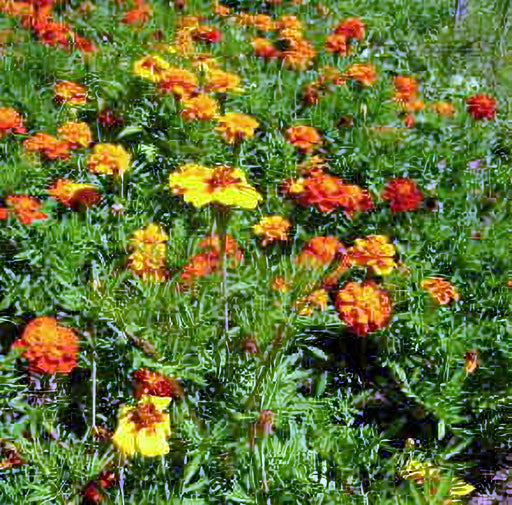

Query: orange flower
left=286, top=125, right=322, bottom=153
left=252, top=37, right=280, bottom=59
left=431, top=101, right=456, bottom=117
left=421, top=277, right=459, bottom=305
left=192, top=25, right=222, bottom=43
left=205, top=69, right=242, bottom=93
left=123, top=0, right=151, bottom=24
left=280, top=37, right=316, bottom=69
left=0, top=107, right=26, bottom=137
left=180, top=94, right=219, bottom=121
left=54, top=80, right=87, bottom=106
left=271, top=276, right=290, bottom=293
left=294, top=289, right=329, bottom=316
left=158, top=67, right=198, bottom=98
left=466, top=94, right=496, bottom=120
left=57, top=121, right=92, bottom=148
left=12, top=317, right=79, bottom=374
left=133, top=368, right=182, bottom=399
left=6, top=195, right=48, bottom=224
left=464, top=350, right=479, bottom=374
left=215, top=113, right=259, bottom=144
left=335, top=281, right=392, bottom=336
left=342, top=235, right=397, bottom=275
left=344, top=63, right=378, bottom=86
left=252, top=215, right=291, bottom=245
left=87, top=143, right=131, bottom=176
left=296, top=236, right=343, bottom=267
left=48, top=179, right=100, bottom=210
left=325, top=33, right=348, bottom=55
left=214, top=3, right=230, bottom=16
left=334, top=17, right=365, bottom=41
left=199, top=234, right=243, bottom=262
left=382, top=178, right=423, bottom=212
left=133, top=55, right=172, bottom=83
left=393, top=75, right=418, bottom=103
left=24, top=132, right=71, bottom=160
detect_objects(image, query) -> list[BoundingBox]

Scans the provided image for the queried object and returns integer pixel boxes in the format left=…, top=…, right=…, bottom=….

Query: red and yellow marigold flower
left=123, top=0, right=152, bottom=25
left=54, top=80, right=87, bottom=106
left=334, top=17, right=365, bottom=41
left=12, top=317, right=79, bottom=374
left=296, top=236, right=343, bottom=268
left=253, top=37, right=280, bottom=59
left=205, top=69, right=243, bottom=93
left=169, top=163, right=261, bottom=209
left=325, top=34, right=348, bottom=56
left=87, top=143, right=132, bottom=176
left=381, top=177, right=423, bottom=212
left=335, top=281, right=392, bottom=336
left=24, top=132, right=71, bottom=160
left=158, top=67, right=198, bottom=98
left=112, top=395, right=171, bottom=457
left=133, top=368, right=182, bottom=399
left=57, top=121, right=92, bottom=148
left=421, top=277, right=459, bottom=305
left=180, top=94, right=219, bottom=121
left=280, top=36, right=316, bottom=69
left=5, top=195, right=48, bottom=224
left=0, top=107, right=26, bottom=137
left=127, top=223, right=168, bottom=282
left=286, top=125, right=322, bottom=153
left=393, top=75, right=419, bottom=103
left=466, top=93, right=496, bottom=120
left=465, top=350, right=479, bottom=374
left=48, top=179, right=100, bottom=210
left=133, top=54, right=172, bottom=83
left=344, top=63, right=378, bottom=86
left=294, top=289, right=330, bottom=316
left=192, top=25, right=222, bottom=43
left=342, top=235, right=397, bottom=275
left=215, top=112, right=259, bottom=144
left=431, top=101, right=456, bottom=117
left=252, top=215, right=291, bottom=245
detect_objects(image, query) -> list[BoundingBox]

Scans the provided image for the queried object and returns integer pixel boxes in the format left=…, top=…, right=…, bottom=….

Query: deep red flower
left=466, top=94, right=497, bottom=120
left=381, top=177, right=423, bottom=212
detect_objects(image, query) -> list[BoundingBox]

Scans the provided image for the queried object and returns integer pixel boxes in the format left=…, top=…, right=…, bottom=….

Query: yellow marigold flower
left=344, top=63, right=378, bottom=86
left=431, top=101, right=456, bottom=117
left=205, top=69, right=243, bottom=93
left=214, top=3, right=231, bottom=16
left=112, top=395, right=171, bottom=457
left=278, top=15, right=302, bottom=31
left=294, top=289, right=329, bottom=316
left=343, top=235, right=397, bottom=275
left=128, top=223, right=168, bottom=282
left=421, top=277, right=459, bottom=305
left=215, top=112, right=259, bottom=144
left=281, top=37, right=316, bottom=69
left=48, top=179, right=100, bottom=210
left=87, top=143, right=131, bottom=176
left=54, top=81, right=87, bottom=106
left=169, top=163, right=262, bottom=209
left=57, top=121, right=92, bottom=149
left=253, top=215, right=291, bottom=245
left=133, top=55, right=172, bottom=83
left=158, top=67, right=198, bottom=98
left=180, top=94, right=219, bottom=121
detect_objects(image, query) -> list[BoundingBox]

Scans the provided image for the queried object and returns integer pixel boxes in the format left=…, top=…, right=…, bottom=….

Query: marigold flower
left=271, top=276, right=290, bottom=293
left=0, top=107, right=26, bottom=137
left=334, top=17, right=365, bottom=41
left=158, top=67, right=198, bottom=98
left=343, top=235, right=397, bottom=275
left=278, top=15, right=302, bottom=31
left=12, top=317, right=79, bottom=374
left=466, top=93, right=496, bottom=120
left=280, top=37, right=316, bottom=69
left=180, top=94, right=219, bottom=121
left=87, top=143, right=131, bottom=176
left=6, top=195, right=48, bottom=224
left=464, top=350, right=479, bottom=374
left=344, top=63, right=378, bottom=86
left=286, top=125, right=322, bottom=153
left=214, top=3, right=230, bottom=16
left=381, top=177, right=423, bottom=212
left=133, top=55, right=172, bottom=83
left=123, top=0, right=151, bottom=25
left=54, top=80, right=87, bottom=106
left=57, top=121, right=92, bottom=148
left=296, top=236, right=343, bottom=267
left=294, top=288, right=329, bottom=316
left=24, top=132, right=71, bottom=160
left=335, top=281, right=392, bottom=336
left=133, top=368, right=182, bottom=399
left=393, top=75, right=418, bottom=103
left=421, top=277, right=459, bottom=305
left=252, top=215, right=291, bottom=245
left=112, top=395, right=171, bottom=457
left=199, top=234, right=243, bottom=260
left=431, top=101, right=456, bottom=117
left=215, top=112, right=259, bottom=144
left=325, top=33, right=348, bottom=55
left=237, top=13, right=275, bottom=31
left=252, top=37, right=280, bottom=58
left=48, top=179, right=100, bottom=210
left=128, top=223, right=168, bottom=282
left=192, top=25, right=222, bottom=43
left=205, top=69, right=242, bottom=93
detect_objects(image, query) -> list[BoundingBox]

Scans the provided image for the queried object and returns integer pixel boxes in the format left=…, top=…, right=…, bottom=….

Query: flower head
left=5, top=195, right=48, bottom=224
left=12, top=317, right=79, bottom=374
left=294, top=289, right=329, bottom=316
left=252, top=215, right=291, bottom=245
left=112, top=395, right=171, bottom=457
left=393, top=75, right=418, bottom=103
left=87, top=143, right=132, bottom=176
left=334, top=17, right=365, bottom=41
left=382, top=177, right=423, bottom=212
left=128, top=223, right=168, bottom=282
left=296, top=236, right=343, bottom=267
left=205, top=69, right=242, bottom=93
left=344, top=63, right=378, bottom=86
left=0, top=107, right=26, bottom=137
left=169, top=163, right=261, bottom=209
left=325, top=34, right=348, bottom=55
left=215, top=113, right=259, bottom=143
left=133, top=368, right=182, bottom=399
left=158, top=67, right=198, bottom=98
left=421, top=277, right=459, bottom=305
left=57, top=121, right=92, bottom=148
left=24, top=132, right=71, bottom=160
left=48, top=179, right=101, bottom=210
left=286, top=125, right=322, bottom=153
left=431, top=101, right=455, bottom=117
left=180, top=94, right=219, bottom=121
left=335, top=281, right=392, bottom=336
left=466, top=93, right=496, bottom=120
left=133, top=55, right=172, bottom=82
left=342, top=235, right=397, bottom=275
left=54, top=81, right=87, bottom=106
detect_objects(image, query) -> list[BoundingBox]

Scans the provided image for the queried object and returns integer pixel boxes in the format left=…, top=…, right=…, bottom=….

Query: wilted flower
left=216, top=113, right=259, bottom=143
left=464, top=350, right=480, bottom=374
left=0, top=107, right=26, bottom=137
left=381, top=178, right=423, bottom=212
left=286, top=125, right=322, bottom=153
left=5, top=195, right=48, bottom=224
left=48, top=179, right=100, bottom=210
left=335, top=281, right=392, bottom=336
left=54, top=80, right=87, bottom=106
left=252, top=215, right=291, bottom=245
left=87, top=143, right=132, bottom=176
left=12, top=317, right=80, bottom=374
left=466, top=93, right=496, bottom=120
left=421, top=277, right=459, bottom=305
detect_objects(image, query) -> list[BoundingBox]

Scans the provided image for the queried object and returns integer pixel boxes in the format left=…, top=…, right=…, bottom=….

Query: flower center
left=128, top=403, right=164, bottom=431
left=206, top=166, right=241, bottom=191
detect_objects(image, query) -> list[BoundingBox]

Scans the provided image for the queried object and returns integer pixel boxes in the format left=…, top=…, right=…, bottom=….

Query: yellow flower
left=133, top=55, right=172, bottom=83
left=343, top=235, right=397, bottom=275
left=205, top=69, right=243, bottom=93
left=87, top=143, right=132, bottom=176
left=215, top=112, right=259, bottom=144
left=294, top=289, right=329, bottom=316
left=253, top=215, right=291, bottom=245
left=112, top=395, right=171, bottom=457
left=180, top=94, right=219, bottom=121
left=169, top=163, right=262, bottom=209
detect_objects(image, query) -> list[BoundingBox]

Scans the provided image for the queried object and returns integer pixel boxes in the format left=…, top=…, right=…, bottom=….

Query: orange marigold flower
left=335, top=281, right=392, bottom=336
left=24, top=132, right=71, bottom=160
left=133, top=368, right=182, bottom=399
left=393, top=75, right=418, bottom=103
left=281, top=37, right=316, bottom=69
left=133, top=55, right=172, bottom=83
left=381, top=177, right=423, bottom=212
left=192, top=25, right=222, bottom=43
left=271, top=276, right=290, bottom=293
left=253, top=215, right=291, bottom=246
left=277, top=14, right=302, bottom=31
left=0, top=107, right=26, bottom=137
left=87, top=143, right=131, bottom=176
left=325, top=34, right=348, bottom=55
left=421, top=277, right=459, bottom=305
left=128, top=223, right=168, bottom=282
left=158, top=67, right=198, bottom=98
left=199, top=234, right=243, bottom=262
left=286, top=125, right=322, bottom=153
left=344, top=63, right=378, bottom=86
left=252, top=37, right=280, bottom=58
left=5, top=195, right=48, bottom=224
left=57, top=121, right=92, bottom=148
left=48, top=179, right=100, bottom=210
left=296, top=236, right=343, bottom=268
left=334, top=17, right=365, bottom=41
left=12, top=317, right=79, bottom=374
left=464, top=350, right=479, bottom=374
left=54, top=80, right=87, bottom=106
left=214, top=3, right=230, bottom=16
left=0, top=207, right=8, bottom=220
left=205, top=69, right=243, bottom=93
left=466, top=93, right=496, bottom=120
left=431, top=101, right=456, bottom=117
left=180, top=94, right=219, bottom=121
left=216, top=112, right=259, bottom=144
left=123, top=0, right=152, bottom=25
left=342, top=235, right=397, bottom=275
left=294, top=288, right=329, bottom=316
